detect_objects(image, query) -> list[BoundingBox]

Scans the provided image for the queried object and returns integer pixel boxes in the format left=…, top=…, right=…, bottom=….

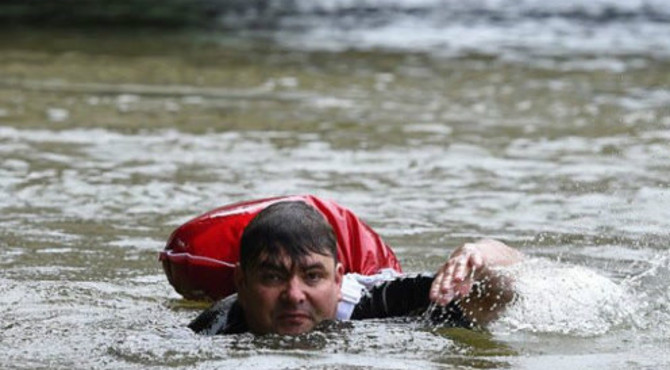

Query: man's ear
left=335, top=262, right=344, bottom=300
left=234, top=263, right=245, bottom=291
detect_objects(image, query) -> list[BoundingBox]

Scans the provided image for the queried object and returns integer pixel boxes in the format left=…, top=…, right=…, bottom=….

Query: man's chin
left=275, top=318, right=316, bottom=335
left=276, top=326, right=312, bottom=335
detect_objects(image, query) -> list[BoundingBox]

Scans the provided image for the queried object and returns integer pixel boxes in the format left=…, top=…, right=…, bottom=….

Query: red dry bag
left=159, top=195, right=402, bottom=300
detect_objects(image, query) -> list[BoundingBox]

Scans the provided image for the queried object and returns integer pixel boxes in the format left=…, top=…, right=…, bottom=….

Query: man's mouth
left=276, top=311, right=312, bottom=324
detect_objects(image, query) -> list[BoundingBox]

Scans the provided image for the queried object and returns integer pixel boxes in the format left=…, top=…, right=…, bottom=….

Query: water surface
left=1, top=2, right=670, bottom=368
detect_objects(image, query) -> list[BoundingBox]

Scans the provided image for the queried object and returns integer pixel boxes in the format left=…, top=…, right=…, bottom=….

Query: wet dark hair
left=239, top=201, right=337, bottom=271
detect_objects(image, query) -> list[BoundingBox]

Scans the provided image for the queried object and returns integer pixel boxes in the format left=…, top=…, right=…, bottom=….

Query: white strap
left=335, top=269, right=401, bottom=320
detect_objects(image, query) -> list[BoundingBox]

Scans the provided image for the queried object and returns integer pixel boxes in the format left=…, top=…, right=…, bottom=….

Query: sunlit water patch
left=209, top=0, right=670, bottom=63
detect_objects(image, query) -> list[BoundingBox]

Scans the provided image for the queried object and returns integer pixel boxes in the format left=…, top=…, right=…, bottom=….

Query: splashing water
left=621, top=253, right=670, bottom=338
left=491, top=257, right=655, bottom=337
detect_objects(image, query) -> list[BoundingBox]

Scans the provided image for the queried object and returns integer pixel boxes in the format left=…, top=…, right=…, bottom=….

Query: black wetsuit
left=188, top=274, right=472, bottom=335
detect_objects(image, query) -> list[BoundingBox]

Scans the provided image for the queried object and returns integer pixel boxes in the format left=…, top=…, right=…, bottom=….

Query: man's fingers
left=431, top=262, right=456, bottom=305
left=468, top=250, right=485, bottom=269
left=453, top=256, right=469, bottom=282
left=437, top=275, right=454, bottom=305
left=429, top=270, right=445, bottom=300
left=443, top=260, right=456, bottom=285
left=431, top=243, right=496, bottom=307
left=432, top=247, right=488, bottom=306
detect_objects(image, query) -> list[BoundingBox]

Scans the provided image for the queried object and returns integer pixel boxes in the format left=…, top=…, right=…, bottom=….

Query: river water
left=1, top=1, right=670, bottom=368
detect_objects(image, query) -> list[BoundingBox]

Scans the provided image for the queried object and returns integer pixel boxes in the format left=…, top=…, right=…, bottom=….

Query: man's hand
left=430, top=243, right=486, bottom=306
left=429, top=239, right=524, bottom=325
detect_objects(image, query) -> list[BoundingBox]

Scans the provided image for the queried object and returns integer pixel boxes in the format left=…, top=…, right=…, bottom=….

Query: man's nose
left=282, top=276, right=307, bottom=304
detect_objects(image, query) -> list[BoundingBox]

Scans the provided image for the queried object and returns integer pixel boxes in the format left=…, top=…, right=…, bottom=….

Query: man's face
left=235, top=250, right=344, bottom=335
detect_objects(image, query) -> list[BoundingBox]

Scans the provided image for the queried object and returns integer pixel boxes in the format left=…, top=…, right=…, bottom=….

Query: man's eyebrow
left=257, top=260, right=289, bottom=273
left=255, top=259, right=328, bottom=272
left=299, top=261, right=327, bottom=271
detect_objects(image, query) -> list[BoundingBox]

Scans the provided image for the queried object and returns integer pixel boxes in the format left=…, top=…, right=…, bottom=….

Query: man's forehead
left=256, top=250, right=335, bottom=269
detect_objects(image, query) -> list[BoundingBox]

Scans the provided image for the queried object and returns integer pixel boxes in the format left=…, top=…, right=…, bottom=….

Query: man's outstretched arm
left=430, top=239, right=524, bottom=326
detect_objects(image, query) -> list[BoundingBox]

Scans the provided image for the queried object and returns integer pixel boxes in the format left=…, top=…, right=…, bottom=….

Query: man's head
left=235, top=201, right=344, bottom=335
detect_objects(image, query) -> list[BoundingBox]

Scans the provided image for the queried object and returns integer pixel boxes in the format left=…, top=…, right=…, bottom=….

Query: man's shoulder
left=188, top=294, right=248, bottom=335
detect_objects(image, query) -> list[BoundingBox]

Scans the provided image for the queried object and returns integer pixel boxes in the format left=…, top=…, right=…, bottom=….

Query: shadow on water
left=432, top=327, right=516, bottom=369
left=4, top=0, right=670, bottom=29
left=0, top=0, right=250, bottom=28
left=164, top=298, right=212, bottom=311
left=433, top=327, right=517, bottom=357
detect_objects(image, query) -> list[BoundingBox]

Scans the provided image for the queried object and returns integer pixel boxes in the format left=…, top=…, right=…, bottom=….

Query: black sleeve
left=188, top=294, right=248, bottom=335
left=349, top=274, right=473, bottom=328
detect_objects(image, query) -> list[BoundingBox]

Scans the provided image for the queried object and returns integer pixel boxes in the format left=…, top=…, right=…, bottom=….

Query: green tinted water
left=1, top=28, right=669, bottom=369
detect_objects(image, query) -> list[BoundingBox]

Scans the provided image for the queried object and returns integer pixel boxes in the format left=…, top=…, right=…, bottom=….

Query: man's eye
left=261, top=273, right=283, bottom=283
left=305, top=272, right=324, bottom=283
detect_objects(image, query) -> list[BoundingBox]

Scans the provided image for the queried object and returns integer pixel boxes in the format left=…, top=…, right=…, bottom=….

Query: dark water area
left=1, top=1, right=670, bottom=368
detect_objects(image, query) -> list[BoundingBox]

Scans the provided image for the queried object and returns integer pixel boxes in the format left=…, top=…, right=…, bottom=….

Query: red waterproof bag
left=160, top=195, right=402, bottom=300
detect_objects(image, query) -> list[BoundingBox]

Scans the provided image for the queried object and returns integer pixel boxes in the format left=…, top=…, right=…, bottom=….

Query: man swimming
left=188, top=201, right=524, bottom=335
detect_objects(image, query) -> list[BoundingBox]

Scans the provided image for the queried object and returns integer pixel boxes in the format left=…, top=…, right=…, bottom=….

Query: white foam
left=493, top=259, right=636, bottom=336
